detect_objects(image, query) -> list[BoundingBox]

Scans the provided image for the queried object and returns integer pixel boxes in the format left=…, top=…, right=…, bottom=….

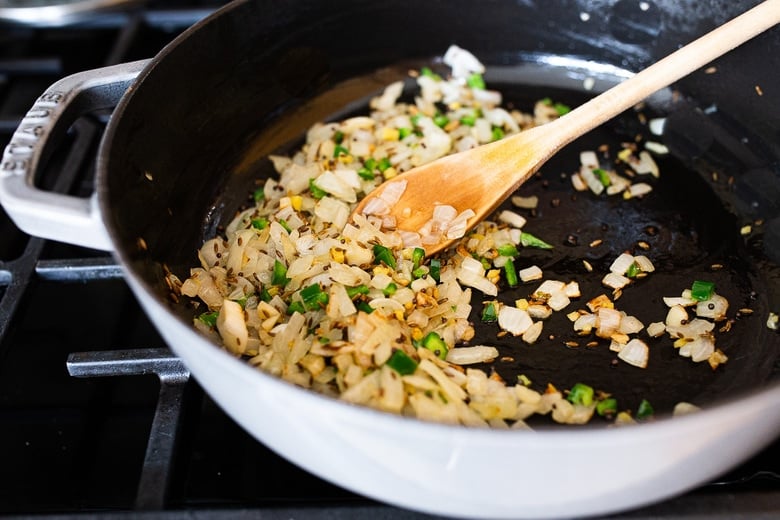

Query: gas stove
left=0, top=2, right=778, bottom=518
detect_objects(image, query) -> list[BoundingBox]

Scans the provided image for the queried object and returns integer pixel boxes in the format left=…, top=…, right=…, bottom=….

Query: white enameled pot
left=2, top=1, right=780, bottom=517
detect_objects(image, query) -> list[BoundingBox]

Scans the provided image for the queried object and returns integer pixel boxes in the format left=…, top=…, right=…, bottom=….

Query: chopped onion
left=519, top=265, right=543, bottom=282
left=610, top=253, right=635, bottom=275
left=633, top=255, right=655, bottom=273
left=564, top=281, right=581, bottom=298
left=631, top=151, right=660, bottom=177
left=217, top=299, right=249, bottom=355
left=527, top=304, right=552, bottom=320
left=618, top=313, right=644, bottom=335
left=446, top=209, right=476, bottom=239
left=644, top=141, right=669, bottom=155
left=534, top=280, right=566, bottom=296
left=673, top=402, right=701, bottom=416
left=579, top=150, right=599, bottom=168
left=602, top=272, right=631, bottom=290
left=443, top=44, right=485, bottom=79
left=573, top=313, right=597, bottom=333
left=571, top=172, right=588, bottom=191
left=547, top=291, right=571, bottom=311
left=379, top=179, right=408, bottom=206
left=663, top=295, right=696, bottom=307
left=617, top=338, right=649, bottom=368
left=498, top=306, right=533, bottom=336
left=665, top=305, right=689, bottom=328
left=579, top=166, right=605, bottom=195
left=511, top=195, right=539, bottom=209
left=628, top=182, right=653, bottom=198
left=446, top=345, right=499, bottom=365
left=689, top=335, right=715, bottom=362
left=695, top=293, right=729, bottom=320
left=596, top=307, right=622, bottom=338
left=497, top=210, right=527, bottom=229
left=522, top=321, right=544, bottom=344
left=371, top=81, right=404, bottom=111
left=646, top=321, right=666, bottom=337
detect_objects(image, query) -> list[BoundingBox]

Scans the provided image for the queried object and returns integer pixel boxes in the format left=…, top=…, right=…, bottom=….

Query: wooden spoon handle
left=549, top=0, right=780, bottom=149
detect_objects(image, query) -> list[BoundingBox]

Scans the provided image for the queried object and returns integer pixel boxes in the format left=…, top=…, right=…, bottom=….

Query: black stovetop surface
left=0, top=2, right=778, bottom=518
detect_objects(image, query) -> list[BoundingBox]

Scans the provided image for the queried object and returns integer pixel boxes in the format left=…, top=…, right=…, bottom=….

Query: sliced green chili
left=433, top=113, right=450, bottom=128
left=272, top=259, right=289, bottom=286
left=520, top=231, right=553, bottom=249
left=481, top=301, right=498, bottom=323
left=593, top=168, right=611, bottom=187
left=357, top=167, right=375, bottom=181
left=412, top=247, right=425, bottom=270
left=198, top=311, right=218, bottom=328
left=251, top=217, right=269, bottom=230
left=377, top=157, right=392, bottom=173
left=346, top=285, right=370, bottom=299
left=333, top=144, right=350, bottom=158
left=412, top=267, right=427, bottom=279
left=567, top=383, right=595, bottom=406
left=309, top=178, right=327, bottom=199
left=383, top=282, right=398, bottom=297
left=252, top=187, right=265, bottom=203
left=497, top=243, right=519, bottom=257
left=333, top=130, right=345, bottom=144
left=356, top=300, right=374, bottom=314
left=373, top=244, right=397, bottom=269
left=278, top=219, right=292, bottom=234
left=258, top=286, right=272, bottom=302
left=626, top=261, right=640, bottom=278
left=504, top=258, right=519, bottom=287
left=429, top=258, right=441, bottom=282
left=596, top=397, right=618, bottom=417
left=636, top=399, right=654, bottom=420
left=467, top=73, right=486, bottom=90
left=491, top=126, right=505, bottom=141
left=691, top=280, right=715, bottom=301
left=300, top=284, right=329, bottom=311
left=386, top=349, right=418, bottom=375
left=398, top=127, right=413, bottom=139
left=286, top=300, right=305, bottom=315
left=553, top=102, right=571, bottom=116
left=474, top=255, right=491, bottom=271
left=420, top=66, right=441, bottom=81
left=364, top=157, right=377, bottom=170
left=421, top=331, right=449, bottom=360
left=539, top=97, right=571, bottom=116
left=459, top=114, right=477, bottom=126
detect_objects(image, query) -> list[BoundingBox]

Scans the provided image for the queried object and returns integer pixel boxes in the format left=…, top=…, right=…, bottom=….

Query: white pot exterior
left=126, top=272, right=780, bottom=519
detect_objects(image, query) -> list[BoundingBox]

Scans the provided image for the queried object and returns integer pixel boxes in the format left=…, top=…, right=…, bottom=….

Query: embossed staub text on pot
left=1, top=90, right=64, bottom=177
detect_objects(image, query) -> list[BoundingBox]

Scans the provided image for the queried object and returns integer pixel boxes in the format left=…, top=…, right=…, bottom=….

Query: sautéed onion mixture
left=170, top=46, right=734, bottom=428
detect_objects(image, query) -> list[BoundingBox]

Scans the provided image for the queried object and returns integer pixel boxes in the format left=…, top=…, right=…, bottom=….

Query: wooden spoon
left=352, top=0, right=780, bottom=256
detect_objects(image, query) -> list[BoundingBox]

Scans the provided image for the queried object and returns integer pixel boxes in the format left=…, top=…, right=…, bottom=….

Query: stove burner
left=67, top=348, right=189, bottom=510
left=0, top=0, right=144, bottom=27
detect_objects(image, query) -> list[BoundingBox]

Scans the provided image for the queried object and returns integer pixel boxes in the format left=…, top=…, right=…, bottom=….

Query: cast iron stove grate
left=0, top=2, right=778, bottom=518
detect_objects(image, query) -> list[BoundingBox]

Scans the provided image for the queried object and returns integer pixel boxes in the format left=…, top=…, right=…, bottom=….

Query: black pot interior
left=101, top=0, right=780, bottom=418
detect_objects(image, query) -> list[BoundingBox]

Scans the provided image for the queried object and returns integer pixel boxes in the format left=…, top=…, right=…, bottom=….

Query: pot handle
left=0, top=59, right=149, bottom=251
